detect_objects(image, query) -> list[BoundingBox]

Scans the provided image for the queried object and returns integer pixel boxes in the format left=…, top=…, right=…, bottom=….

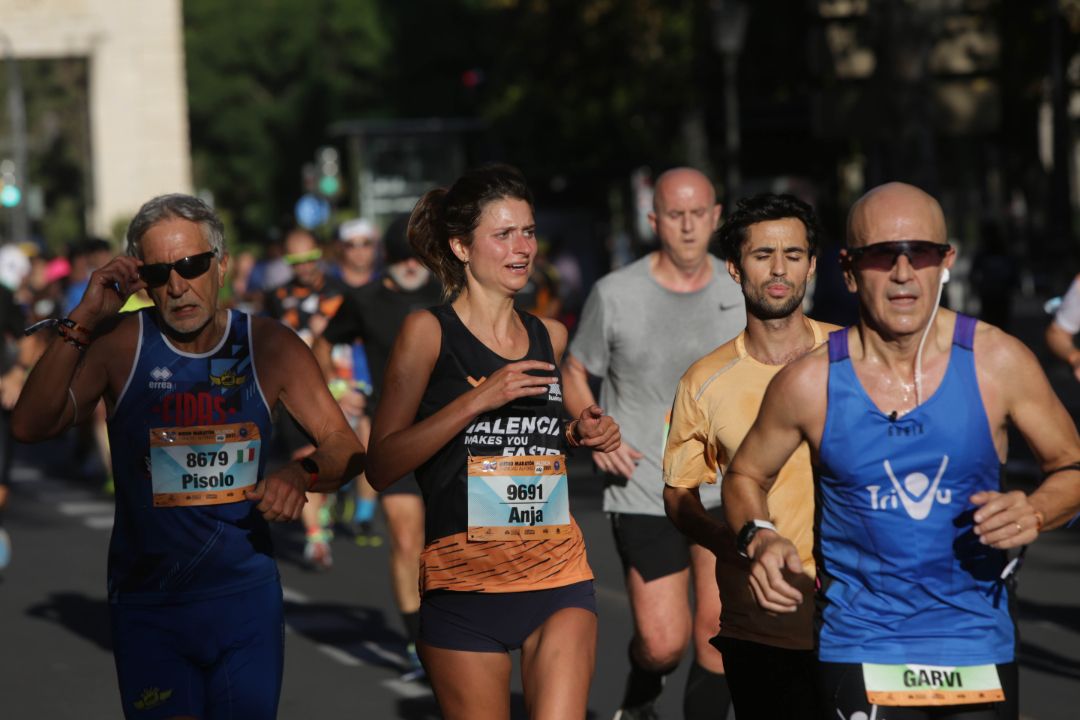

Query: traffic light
left=315, top=146, right=341, bottom=198
left=0, top=160, right=20, bottom=208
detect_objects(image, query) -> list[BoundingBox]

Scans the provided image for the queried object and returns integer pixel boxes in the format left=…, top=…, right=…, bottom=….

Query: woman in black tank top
left=366, top=165, right=620, bottom=719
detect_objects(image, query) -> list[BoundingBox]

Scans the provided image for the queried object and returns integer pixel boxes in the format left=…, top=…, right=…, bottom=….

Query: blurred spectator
left=247, top=236, right=292, bottom=298
left=514, top=238, right=562, bottom=318
left=1046, top=273, right=1080, bottom=381
left=0, top=244, right=35, bottom=569
left=29, top=255, right=70, bottom=322
left=63, top=238, right=112, bottom=315
left=334, top=218, right=380, bottom=289
left=322, top=218, right=380, bottom=548
left=228, top=249, right=262, bottom=314
left=57, top=239, right=118, bottom=491
left=266, top=228, right=347, bottom=569
left=809, top=243, right=859, bottom=327
left=0, top=245, right=31, bottom=299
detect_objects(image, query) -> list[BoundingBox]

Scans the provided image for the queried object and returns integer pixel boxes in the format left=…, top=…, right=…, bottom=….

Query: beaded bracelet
left=564, top=419, right=583, bottom=448
left=57, top=324, right=89, bottom=351
left=24, top=316, right=92, bottom=339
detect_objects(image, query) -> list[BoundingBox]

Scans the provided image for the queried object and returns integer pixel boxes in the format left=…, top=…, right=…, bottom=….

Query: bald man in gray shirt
left=563, top=168, right=744, bottom=720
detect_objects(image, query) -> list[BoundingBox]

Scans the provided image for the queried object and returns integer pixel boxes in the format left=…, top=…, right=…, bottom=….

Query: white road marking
left=58, top=501, right=114, bottom=516
left=11, top=466, right=42, bottom=483
left=360, top=640, right=406, bottom=667
left=282, top=585, right=423, bottom=697
left=317, top=644, right=362, bottom=666
left=85, top=516, right=115, bottom=530
left=595, top=581, right=630, bottom=606
left=381, top=678, right=432, bottom=699
left=282, top=585, right=309, bottom=603
left=53, top=499, right=115, bottom=531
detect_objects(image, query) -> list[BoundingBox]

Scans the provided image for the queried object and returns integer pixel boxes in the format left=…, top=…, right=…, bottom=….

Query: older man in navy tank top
left=12, top=194, right=365, bottom=720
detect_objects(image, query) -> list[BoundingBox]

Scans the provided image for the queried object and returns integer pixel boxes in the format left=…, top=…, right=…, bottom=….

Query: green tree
left=184, top=0, right=389, bottom=242
left=378, top=0, right=704, bottom=203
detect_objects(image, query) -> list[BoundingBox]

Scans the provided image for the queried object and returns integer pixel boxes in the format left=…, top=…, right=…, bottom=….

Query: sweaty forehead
left=141, top=218, right=210, bottom=260
left=745, top=217, right=808, bottom=249
left=479, top=197, right=533, bottom=227
left=849, top=185, right=946, bottom=247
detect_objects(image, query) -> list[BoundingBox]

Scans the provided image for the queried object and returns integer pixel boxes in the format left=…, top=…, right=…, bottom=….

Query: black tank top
left=414, top=304, right=592, bottom=594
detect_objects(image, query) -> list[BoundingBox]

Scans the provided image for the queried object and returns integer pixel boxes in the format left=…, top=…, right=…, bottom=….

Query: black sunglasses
left=845, top=240, right=951, bottom=272
left=138, top=251, right=217, bottom=288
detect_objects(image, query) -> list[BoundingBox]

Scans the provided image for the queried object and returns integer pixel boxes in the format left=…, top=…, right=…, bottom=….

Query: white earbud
left=941, top=268, right=951, bottom=284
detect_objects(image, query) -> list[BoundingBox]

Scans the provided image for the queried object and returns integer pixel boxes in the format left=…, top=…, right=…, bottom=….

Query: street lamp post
left=710, top=0, right=750, bottom=202
left=0, top=31, right=29, bottom=245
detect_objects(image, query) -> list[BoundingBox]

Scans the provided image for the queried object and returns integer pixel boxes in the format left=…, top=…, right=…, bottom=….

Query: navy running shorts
left=419, top=580, right=597, bottom=653
left=381, top=471, right=422, bottom=497
left=110, top=580, right=284, bottom=720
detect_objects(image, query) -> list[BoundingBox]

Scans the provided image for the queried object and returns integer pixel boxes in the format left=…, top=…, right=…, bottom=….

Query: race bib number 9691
left=467, top=455, right=571, bottom=541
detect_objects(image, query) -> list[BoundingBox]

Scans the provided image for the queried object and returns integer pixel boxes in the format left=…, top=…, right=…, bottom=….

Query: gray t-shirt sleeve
left=568, top=284, right=610, bottom=377
left=1054, top=278, right=1080, bottom=335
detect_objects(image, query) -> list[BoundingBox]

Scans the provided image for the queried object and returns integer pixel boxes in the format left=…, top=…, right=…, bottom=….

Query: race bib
left=150, top=422, right=262, bottom=507
left=863, top=663, right=1004, bottom=706
left=467, top=455, right=571, bottom=541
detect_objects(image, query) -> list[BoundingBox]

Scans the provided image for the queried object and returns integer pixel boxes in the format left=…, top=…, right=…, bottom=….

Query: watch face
left=300, top=457, right=318, bottom=474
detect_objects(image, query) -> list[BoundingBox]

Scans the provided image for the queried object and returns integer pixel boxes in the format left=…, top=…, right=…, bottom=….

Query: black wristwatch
left=736, top=519, right=778, bottom=559
left=299, top=456, right=319, bottom=490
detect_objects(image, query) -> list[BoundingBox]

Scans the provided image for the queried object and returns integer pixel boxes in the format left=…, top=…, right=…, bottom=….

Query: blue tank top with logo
left=817, top=314, right=1013, bottom=665
left=107, top=309, right=277, bottom=604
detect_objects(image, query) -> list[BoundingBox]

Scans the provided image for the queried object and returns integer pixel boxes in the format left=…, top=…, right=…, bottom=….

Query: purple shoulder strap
left=953, top=313, right=977, bottom=350
left=828, top=329, right=850, bottom=363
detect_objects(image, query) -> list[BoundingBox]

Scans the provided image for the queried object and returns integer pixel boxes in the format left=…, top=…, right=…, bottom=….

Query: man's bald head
left=648, top=167, right=721, bottom=270
left=653, top=167, right=716, bottom=212
left=846, top=182, right=946, bottom=248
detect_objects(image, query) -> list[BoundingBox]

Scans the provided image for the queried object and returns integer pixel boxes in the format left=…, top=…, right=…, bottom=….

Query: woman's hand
left=467, top=360, right=558, bottom=415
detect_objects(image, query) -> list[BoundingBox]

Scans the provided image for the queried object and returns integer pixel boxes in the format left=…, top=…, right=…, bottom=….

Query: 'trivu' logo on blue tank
left=866, top=455, right=953, bottom=520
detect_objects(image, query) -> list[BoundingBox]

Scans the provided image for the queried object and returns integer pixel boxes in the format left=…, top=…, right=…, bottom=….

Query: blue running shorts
left=110, top=580, right=284, bottom=720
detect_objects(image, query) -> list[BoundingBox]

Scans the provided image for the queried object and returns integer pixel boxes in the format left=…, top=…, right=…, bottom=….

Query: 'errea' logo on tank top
left=866, top=455, right=953, bottom=520
left=148, top=366, right=174, bottom=390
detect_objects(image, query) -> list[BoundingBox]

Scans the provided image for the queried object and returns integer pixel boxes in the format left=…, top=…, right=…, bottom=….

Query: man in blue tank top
left=721, top=182, right=1080, bottom=720
left=12, top=194, right=365, bottom=720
